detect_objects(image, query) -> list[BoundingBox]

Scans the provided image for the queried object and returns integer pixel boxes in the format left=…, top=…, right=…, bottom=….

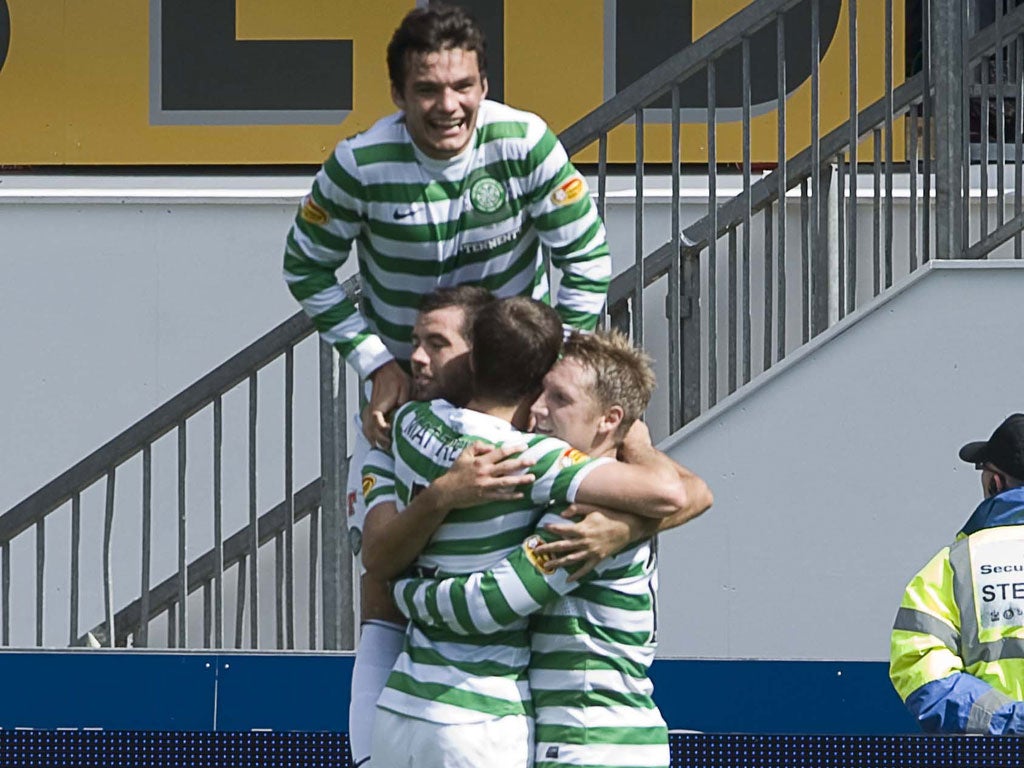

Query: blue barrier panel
left=214, top=653, right=352, bottom=731
left=0, top=652, right=916, bottom=734
left=651, top=659, right=919, bottom=734
left=0, top=651, right=217, bottom=730
left=0, top=651, right=354, bottom=732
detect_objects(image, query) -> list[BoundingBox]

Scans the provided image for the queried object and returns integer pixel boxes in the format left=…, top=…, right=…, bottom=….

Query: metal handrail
left=594, top=0, right=1024, bottom=307
left=560, top=0, right=805, bottom=155
left=82, top=478, right=322, bottom=647
left=0, top=311, right=314, bottom=543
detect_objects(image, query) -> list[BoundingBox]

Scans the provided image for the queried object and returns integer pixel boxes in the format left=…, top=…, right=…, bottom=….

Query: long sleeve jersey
left=283, top=100, right=612, bottom=379
left=391, top=514, right=669, bottom=768
left=362, top=399, right=610, bottom=726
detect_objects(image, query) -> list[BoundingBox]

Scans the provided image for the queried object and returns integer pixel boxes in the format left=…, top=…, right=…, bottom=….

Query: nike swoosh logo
left=393, top=208, right=417, bottom=220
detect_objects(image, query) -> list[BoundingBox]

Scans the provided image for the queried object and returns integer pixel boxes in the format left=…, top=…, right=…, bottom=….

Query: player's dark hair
left=418, top=286, right=495, bottom=345
left=472, top=297, right=562, bottom=405
left=387, top=4, right=488, bottom=92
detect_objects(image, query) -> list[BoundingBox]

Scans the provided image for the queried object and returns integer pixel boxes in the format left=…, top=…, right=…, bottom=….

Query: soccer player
left=347, top=285, right=505, bottom=765
left=282, top=7, right=610, bottom=759
left=389, top=331, right=712, bottom=767
left=362, top=298, right=694, bottom=768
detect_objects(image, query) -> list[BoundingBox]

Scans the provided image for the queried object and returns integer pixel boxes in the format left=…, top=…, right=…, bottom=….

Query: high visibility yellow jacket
left=890, top=486, right=1024, bottom=734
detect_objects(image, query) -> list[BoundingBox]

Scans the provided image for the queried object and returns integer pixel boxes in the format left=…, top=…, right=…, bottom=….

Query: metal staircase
left=3, top=0, right=1021, bottom=651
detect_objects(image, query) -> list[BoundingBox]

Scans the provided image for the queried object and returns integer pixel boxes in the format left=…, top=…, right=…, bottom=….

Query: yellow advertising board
left=0, top=0, right=902, bottom=165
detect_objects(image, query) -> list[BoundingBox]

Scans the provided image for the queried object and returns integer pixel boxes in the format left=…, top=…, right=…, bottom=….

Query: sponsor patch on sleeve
left=549, top=175, right=587, bottom=207
left=361, top=476, right=376, bottom=497
left=558, top=447, right=589, bottom=468
left=522, top=535, right=556, bottom=575
left=299, top=194, right=329, bottom=226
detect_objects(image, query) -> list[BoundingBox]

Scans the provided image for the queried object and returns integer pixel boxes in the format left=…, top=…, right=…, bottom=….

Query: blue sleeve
left=906, top=673, right=1024, bottom=734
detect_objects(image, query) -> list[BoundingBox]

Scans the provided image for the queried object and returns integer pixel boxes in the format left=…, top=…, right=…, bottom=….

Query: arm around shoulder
left=575, top=421, right=708, bottom=519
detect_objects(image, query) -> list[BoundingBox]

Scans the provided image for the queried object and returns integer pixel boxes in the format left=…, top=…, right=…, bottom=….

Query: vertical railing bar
left=597, top=135, right=608, bottom=330
left=742, top=36, right=752, bottom=385
left=319, top=341, right=349, bottom=650
left=35, top=517, right=44, bottom=646
left=275, top=534, right=285, bottom=648
left=103, top=468, right=116, bottom=648
left=777, top=11, right=788, bottom=359
left=909, top=102, right=919, bottom=272
left=633, top=108, right=645, bottom=348
left=669, top=85, right=682, bottom=432
left=308, top=505, right=320, bottom=649
left=285, top=347, right=295, bottom=649
left=235, top=556, right=247, bottom=649
left=810, top=0, right=823, bottom=334
left=213, top=397, right=223, bottom=649
left=884, top=0, right=894, bottom=288
left=177, top=421, right=187, bottom=649
left=981, top=56, right=990, bottom=243
left=707, top=60, right=718, bottom=406
left=203, top=581, right=212, bottom=649
left=996, top=1, right=1006, bottom=228
left=800, top=180, right=810, bottom=344
left=763, top=206, right=774, bottom=370
left=921, top=0, right=931, bottom=264
left=873, top=127, right=882, bottom=295
left=1016, top=34, right=1023, bottom=259
left=1, top=540, right=8, bottom=646
left=837, top=159, right=846, bottom=318
left=961, top=0, right=971, bottom=253
left=847, top=0, right=858, bottom=310
left=248, top=372, right=259, bottom=648
left=69, top=492, right=81, bottom=645
left=167, top=603, right=176, bottom=648
left=727, top=227, right=738, bottom=394
left=139, top=446, right=152, bottom=647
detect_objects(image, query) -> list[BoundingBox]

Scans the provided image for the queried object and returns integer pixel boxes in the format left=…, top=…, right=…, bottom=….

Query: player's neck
left=464, top=396, right=532, bottom=431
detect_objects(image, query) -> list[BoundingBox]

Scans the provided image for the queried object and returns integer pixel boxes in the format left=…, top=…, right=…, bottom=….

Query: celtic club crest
left=469, top=176, right=506, bottom=214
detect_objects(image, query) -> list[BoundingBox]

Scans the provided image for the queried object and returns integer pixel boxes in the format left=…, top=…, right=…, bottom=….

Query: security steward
left=890, top=413, right=1024, bottom=734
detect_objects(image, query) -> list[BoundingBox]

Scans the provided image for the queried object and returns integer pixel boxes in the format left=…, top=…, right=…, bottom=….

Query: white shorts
left=371, top=709, right=533, bottom=768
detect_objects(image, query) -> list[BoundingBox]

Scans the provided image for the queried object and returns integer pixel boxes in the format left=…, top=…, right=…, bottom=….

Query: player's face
left=409, top=306, right=473, bottom=404
left=392, top=47, right=488, bottom=160
left=531, top=358, right=607, bottom=454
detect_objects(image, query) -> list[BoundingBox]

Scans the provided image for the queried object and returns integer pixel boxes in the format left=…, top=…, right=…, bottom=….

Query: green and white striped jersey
left=363, top=399, right=611, bottom=725
left=283, top=99, right=611, bottom=380
left=391, top=516, right=669, bottom=768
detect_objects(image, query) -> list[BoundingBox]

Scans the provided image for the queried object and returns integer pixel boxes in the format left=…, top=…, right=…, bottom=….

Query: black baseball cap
left=959, top=413, right=1024, bottom=480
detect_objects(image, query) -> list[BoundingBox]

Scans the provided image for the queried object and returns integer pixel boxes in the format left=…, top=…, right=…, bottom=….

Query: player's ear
left=600, top=405, right=624, bottom=437
left=480, top=75, right=489, bottom=99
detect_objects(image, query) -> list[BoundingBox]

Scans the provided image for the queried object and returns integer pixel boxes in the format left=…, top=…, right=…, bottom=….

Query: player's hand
left=536, top=504, right=634, bottom=582
left=433, top=442, right=536, bottom=510
left=364, top=360, right=411, bottom=449
left=617, top=419, right=653, bottom=462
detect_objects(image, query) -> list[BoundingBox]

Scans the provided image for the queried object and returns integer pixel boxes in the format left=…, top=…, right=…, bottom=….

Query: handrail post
left=931, top=0, right=965, bottom=259
left=319, top=341, right=353, bottom=650
left=680, top=249, right=702, bottom=424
